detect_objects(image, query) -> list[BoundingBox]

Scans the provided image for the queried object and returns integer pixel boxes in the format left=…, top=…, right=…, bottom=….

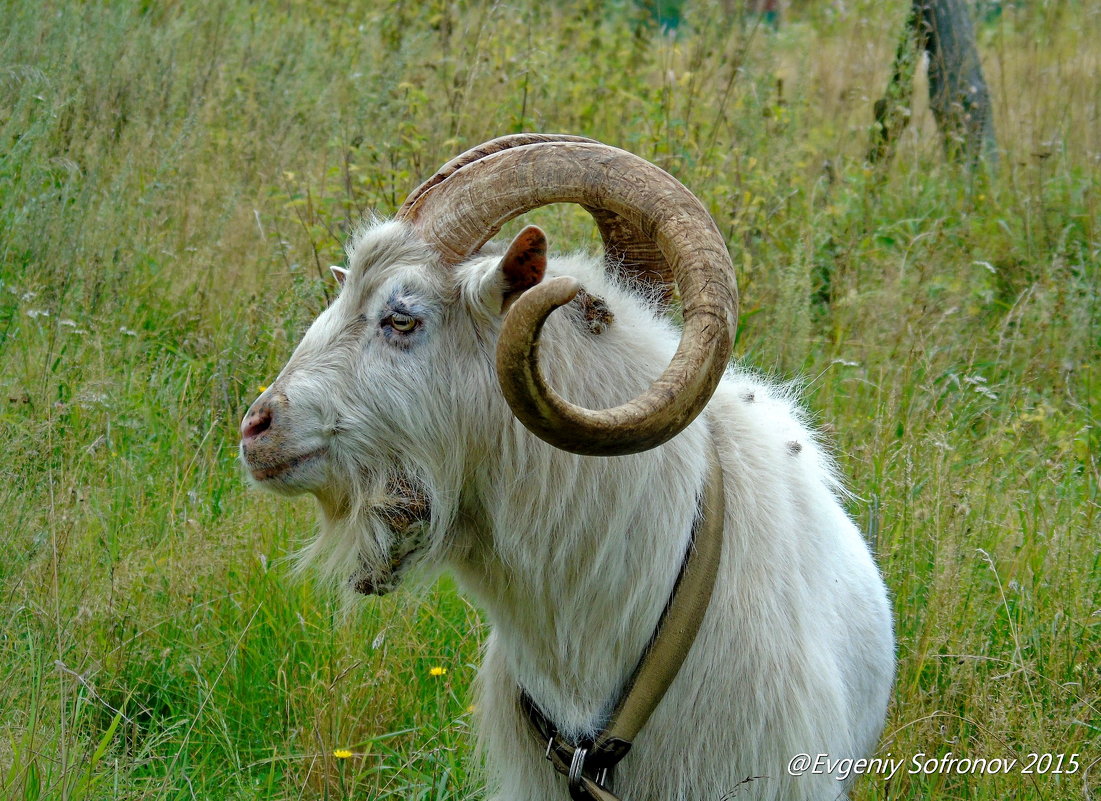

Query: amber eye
left=388, top=313, right=417, bottom=333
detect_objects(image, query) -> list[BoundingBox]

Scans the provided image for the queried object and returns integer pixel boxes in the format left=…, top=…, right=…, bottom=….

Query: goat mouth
left=246, top=447, right=327, bottom=483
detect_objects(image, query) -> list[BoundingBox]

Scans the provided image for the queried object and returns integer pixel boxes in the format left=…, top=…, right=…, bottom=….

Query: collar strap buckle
left=525, top=692, right=632, bottom=800
left=567, top=746, right=590, bottom=799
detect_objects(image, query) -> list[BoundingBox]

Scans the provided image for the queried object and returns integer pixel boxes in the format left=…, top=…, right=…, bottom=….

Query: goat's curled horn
left=396, top=134, right=739, bottom=456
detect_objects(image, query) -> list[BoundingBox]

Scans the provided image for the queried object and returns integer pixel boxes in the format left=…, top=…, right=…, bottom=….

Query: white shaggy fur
left=244, top=219, right=895, bottom=801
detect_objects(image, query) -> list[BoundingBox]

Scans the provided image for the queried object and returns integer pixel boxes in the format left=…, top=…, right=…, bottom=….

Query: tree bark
left=869, top=0, right=996, bottom=167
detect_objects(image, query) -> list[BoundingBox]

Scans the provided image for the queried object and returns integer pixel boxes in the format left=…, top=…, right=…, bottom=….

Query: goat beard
left=349, top=474, right=432, bottom=596
left=300, top=467, right=433, bottom=597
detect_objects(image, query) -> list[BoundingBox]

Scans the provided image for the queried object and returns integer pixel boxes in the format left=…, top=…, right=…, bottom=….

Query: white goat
left=240, top=135, right=894, bottom=801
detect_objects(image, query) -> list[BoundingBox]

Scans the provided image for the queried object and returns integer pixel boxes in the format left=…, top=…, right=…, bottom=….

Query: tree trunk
left=869, top=0, right=996, bottom=167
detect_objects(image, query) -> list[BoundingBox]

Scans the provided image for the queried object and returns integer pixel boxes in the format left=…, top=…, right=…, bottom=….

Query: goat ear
left=498, top=225, right=547, bottom=312
left=330, top=265, right=349, bottom=287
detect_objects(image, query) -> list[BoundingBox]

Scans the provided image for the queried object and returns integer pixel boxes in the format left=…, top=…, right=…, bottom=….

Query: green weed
left=0, top=1, right=1096, bottom=799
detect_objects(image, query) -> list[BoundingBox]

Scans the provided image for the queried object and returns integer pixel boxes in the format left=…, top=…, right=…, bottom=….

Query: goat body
left=241, top=220, right=894, bottom=801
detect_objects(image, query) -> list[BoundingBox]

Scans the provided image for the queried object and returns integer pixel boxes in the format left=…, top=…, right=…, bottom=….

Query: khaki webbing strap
left=520, top=437, right=726, bottom=801
left=598, top=439, right=725, bottom=746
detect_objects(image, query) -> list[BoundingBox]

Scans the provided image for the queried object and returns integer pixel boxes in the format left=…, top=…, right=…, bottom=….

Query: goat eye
left=387, top=313, right=418, bottom=333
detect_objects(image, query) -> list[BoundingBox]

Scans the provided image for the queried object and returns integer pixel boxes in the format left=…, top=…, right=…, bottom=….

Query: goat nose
left=241, top=405, right=273, bottom=442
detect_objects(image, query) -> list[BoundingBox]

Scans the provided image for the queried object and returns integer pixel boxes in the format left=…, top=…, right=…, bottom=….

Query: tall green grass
left=1, top=1, right=1096, bottom=798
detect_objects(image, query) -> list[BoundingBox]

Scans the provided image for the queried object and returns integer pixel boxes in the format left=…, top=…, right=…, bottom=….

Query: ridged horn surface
left=399, top=134, right=675, bottom=297
left=397, top=138, right=738, bottom=456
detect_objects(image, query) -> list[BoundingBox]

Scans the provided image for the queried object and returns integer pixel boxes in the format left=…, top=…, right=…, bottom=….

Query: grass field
left=0, top=0, right=1097, bottom=798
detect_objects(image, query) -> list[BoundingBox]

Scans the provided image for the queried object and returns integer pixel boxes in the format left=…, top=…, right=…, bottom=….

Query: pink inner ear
left=501, top=225, right=547, bottom=303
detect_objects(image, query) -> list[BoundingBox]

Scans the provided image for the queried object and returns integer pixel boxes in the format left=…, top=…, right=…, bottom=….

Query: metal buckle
left=540, top=727, right=613, bottom=800
left=567, top=746, right=589, bottom=800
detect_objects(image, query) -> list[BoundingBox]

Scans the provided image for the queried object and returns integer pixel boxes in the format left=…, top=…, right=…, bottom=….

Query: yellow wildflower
left=258, top=384, right=268, bottom=393
left=333, top=748, right=352, bottom=759
left=429, top=666, right=447, bottom=677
